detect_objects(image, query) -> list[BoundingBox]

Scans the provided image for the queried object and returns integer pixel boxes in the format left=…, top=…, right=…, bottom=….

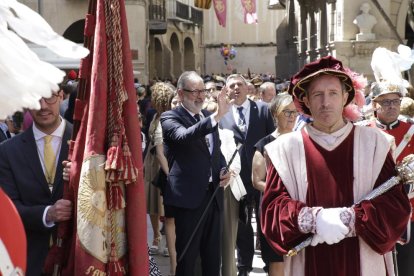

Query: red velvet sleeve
left=260, top=163, right=309, bottom=255
left=354, top=152, right=411, bottom=254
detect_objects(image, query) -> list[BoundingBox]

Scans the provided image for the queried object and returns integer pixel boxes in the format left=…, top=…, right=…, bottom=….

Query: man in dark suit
left=219, top=74, right=275, bottom=276
left=161, top=71, right=231, bottom=276
left=0, top=89, right=73, bottom=276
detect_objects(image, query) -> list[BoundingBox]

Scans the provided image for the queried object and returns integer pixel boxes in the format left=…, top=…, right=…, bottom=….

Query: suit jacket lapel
left=21, top=127, right=51, bottom=195
left=212, top=127, right=220, bottom=159
left=178, top=107, right=210, bottom=155
left=245, top=100, right=258, bottom=142
left=177, top=106, right=196, bottom=128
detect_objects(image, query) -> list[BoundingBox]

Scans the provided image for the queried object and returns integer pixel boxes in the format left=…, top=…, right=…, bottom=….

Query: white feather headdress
left=371, top=45, right=414, bottom=85
left=0, top=0, right=89, bottom=119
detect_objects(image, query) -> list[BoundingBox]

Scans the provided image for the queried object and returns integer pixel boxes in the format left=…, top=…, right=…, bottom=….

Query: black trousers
left=236, top=191, right=260, bottom=272
left=173, top=188, right=222, bottom=276
left=397, top=221, right=414, bottom=276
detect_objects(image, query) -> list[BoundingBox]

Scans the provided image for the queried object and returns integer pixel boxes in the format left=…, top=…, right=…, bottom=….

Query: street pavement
left=147, top=215, right=267, bottom=276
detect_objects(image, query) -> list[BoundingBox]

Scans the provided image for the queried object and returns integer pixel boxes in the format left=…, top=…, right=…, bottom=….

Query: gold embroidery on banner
left=85, top=266, right=106, bottom=276
left=215, top=0, right=225, bottom=13
left=77, top=155, right=127, bottom=263
left=85, top=265, right=127, bottom=275
left=242, top=0, right=254, bottom=13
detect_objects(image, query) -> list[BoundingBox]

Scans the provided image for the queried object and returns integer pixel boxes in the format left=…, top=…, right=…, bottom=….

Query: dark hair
left=63, top=82, right=79, bottom=123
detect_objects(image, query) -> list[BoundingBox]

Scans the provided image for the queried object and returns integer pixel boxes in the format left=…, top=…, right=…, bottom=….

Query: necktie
left=194, top=114, right=201, bottom=123
left=44, top=135, right=56, bottom=187
left=237, top=107, right=246, bottom=126
left=237, top=107, right=247, bottom=137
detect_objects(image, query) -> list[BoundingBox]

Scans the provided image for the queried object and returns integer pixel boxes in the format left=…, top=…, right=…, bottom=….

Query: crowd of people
left=2, top=55, right=414, bottom=276
left=138, top=57, right=414, bottom=276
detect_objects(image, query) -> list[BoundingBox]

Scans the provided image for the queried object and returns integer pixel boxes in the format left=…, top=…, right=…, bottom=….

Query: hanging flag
left=213, top=0, right=227, bottom=27
left=195, top=0, right=212, bottom=9
left=241, top=0, right=258, bottom=24
left=44, top=0, right=148, bottom=275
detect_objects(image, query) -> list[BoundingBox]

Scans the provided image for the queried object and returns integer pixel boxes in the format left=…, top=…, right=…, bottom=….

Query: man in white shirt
left=0, top=89, right=73, bottom=275
left=219, top=74, right=275, bottom=276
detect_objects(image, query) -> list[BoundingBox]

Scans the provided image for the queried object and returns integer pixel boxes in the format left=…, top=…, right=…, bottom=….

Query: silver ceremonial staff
left=286, top=154, right=414, bottom=257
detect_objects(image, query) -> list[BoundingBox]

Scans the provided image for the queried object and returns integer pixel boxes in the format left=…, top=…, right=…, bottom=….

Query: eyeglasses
left=376, top=98, right=401, bottom=107
left=182, top=88, right=209, bottom=96
left=42, top=93, right=59, bottom=104
left=282, top=110, right=298, bottom=118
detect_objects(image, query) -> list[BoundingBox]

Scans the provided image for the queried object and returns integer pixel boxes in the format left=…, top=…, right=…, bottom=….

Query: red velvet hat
left=288, top=56, right=355, bottom=115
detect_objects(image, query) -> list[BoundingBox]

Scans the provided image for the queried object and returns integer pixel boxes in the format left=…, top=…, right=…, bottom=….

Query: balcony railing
left=149, top=0, right=167, bottom=34
left=149, top=0, right=166, bottom=21
left=176, top=1, right=189, bottom=20
left=167, top=1, right=203, bottom=26
left=190, top=7, right=203, bottom=25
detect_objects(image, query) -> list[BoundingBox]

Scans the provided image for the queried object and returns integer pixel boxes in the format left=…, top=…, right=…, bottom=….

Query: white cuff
left=340, top=207, right=356, bottom=237
left=209, top=115, right=217, bottom=127
left=298, top=206, right=322, bottom=234
left=42, top=206, right=55, bottom=228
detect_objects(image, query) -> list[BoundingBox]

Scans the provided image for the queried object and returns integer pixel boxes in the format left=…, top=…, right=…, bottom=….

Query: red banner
left=45, top=0, right=148, bottom=275
left=241, top=0, right=257, bottom=24
left=213, top=0, right=226, bottom=27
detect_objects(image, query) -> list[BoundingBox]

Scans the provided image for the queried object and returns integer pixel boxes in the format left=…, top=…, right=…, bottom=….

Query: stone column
left=319, top=1, right=328, bottom=56
left=308, top=5, right=318, bottom=61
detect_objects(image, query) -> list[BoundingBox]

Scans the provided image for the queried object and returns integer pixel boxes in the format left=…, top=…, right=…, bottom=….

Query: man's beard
left=183, top=98, right=203, bottom=113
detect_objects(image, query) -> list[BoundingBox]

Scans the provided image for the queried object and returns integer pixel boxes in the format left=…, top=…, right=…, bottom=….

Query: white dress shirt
left=32, top=118, right=66, bottom=227
left=232, top=99, right=251, bottom=130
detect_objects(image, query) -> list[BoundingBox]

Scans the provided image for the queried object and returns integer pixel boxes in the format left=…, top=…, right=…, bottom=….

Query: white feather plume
left=0, top=0, right=89, bottom=119
left=371, top=45, right=414, bottom=88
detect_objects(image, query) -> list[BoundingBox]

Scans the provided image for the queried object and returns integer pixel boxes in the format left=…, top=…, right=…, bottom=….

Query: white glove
left=315, top=208, right=349, bottom=245
left=310, top=233, right=325, bottom=246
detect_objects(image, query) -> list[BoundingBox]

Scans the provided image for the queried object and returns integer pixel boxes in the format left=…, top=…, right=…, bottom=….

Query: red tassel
left=107, top=243, right=126, bottom=275
left=120, top=143, right=138, bottom=184
left=106, top=146, right=118, bottom=170
left=108, top=261, right=124, bottom=276
left=107, top=185, right=125, bottom=210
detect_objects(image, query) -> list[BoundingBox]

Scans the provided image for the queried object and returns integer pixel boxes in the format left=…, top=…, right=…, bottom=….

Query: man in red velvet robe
left=261, top=56, right=411, bottom=276
left=368, top=81, right=414, bottom=276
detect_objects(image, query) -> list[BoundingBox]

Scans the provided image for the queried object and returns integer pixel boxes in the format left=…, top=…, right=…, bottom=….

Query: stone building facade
left=17, top=1, right=414, bottom=83
left=202, top=1, right=285, bottom=76
left=20, top=0, right=149, bottom=82
left=275, top=0, right=414, bottom=80
left=19, top=0, right=205, bottom=84
left=148, top=0, right=203, bottom=81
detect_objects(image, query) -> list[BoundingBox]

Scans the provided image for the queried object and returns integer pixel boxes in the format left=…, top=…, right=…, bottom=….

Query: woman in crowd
left=252, top=92, right=298, bottom=276
left=143, top=82, right=176, bottom=275
left=144, top=83, right=173, bottom=249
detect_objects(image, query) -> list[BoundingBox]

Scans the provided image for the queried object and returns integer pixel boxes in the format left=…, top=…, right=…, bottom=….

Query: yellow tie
left=44, top=135, right=56, bottom=187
